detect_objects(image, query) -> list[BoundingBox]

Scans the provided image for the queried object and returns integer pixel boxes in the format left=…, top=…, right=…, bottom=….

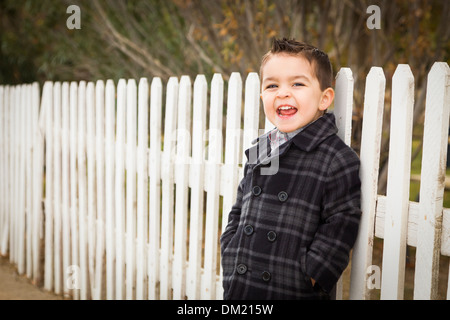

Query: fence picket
left=414, top=62, right=450, bottom=300
left=203, top=73, right=224, bottom=300
left=350, top=67, right=385, bottom=300
left=333, top=67, right=354, bottom=300
left=94, top=80, right=105, bottom=300
left=242, top=72, right=260, bottom=163
left=86, top=82, right=96, bottom=298
left=17, top=85, right=26, bottom=275
left=43, top=82, right=54, bottom=292
left=126, top=79, right=137, bottom=300
left=61, top=82, right=71, bottom=296
left=218, top=73, right=242, bottom=299
left=115, top=79, right=126, bottom=300
left=160, top=77, right=178, bottom=299
left=380, top=64, right=414, bottom=299
left=334, top=67, right=354, bottom=146
left=173, top=76, right=192, bottom=300
left=25, top=84, right=33, bottom=279
left=186, top=74, right=207, bottom=300
left=0, top=86, right=8, bottom=256
left=69, top=82, right=79, bottom=300
left=136, top=78, right=149, bottom=300
left=104, top=80, right=116, bottom=300
left=31, top=82, right=43, bottom=285
left=148, top=77, right=162, bottom=299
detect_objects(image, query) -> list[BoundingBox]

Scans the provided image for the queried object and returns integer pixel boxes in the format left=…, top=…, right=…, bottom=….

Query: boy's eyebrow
left=262, top=74, right=311, bottom=83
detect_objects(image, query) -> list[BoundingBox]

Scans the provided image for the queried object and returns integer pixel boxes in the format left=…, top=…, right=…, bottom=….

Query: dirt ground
left=0, top=257, right=62, bottom=300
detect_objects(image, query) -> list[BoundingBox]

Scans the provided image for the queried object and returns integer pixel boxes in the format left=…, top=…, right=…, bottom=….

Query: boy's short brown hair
left=260, top=38, right=333, bottom=91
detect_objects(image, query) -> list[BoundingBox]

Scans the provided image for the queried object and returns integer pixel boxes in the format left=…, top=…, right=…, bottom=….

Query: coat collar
left=245, top=113, right=338, bottom=163
left=290, top=112, right=338, bottom=152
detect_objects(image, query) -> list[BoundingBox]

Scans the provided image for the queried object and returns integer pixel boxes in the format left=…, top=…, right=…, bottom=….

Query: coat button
left=278, top=191, right=288, bottom=202
left=236, top=264, right=248, bottom=275
left=262, top=271, right=271, bottom=282
left=243, top=225, right=254, bottom=236
left=252, top=185, right=262, bottom=196
left=267, top=231, right=277, bottom=242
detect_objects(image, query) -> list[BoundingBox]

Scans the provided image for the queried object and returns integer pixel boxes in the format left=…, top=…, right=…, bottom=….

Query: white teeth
left=278, top=106, right=295, bottom=110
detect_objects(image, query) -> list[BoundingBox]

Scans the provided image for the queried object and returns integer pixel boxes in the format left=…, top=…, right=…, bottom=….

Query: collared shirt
left=268, top=127, right=304, bottom=151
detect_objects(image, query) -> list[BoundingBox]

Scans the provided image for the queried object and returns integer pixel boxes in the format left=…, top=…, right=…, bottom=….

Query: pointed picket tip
left=336, top=67, right=353, bottom=81
left=393, top=64, right=414, bottom=85
left=367, top=66, right=386, bottom=82
left=96, top=79, right=105, bottom=88
left=194, top=74, right=207, bottom=84
left=150, top=77, right=162, bottom=90
left=212, top=73, right=223, bottom=84
left=118, top=78, right=127, bottom=87
left=429, top=61, right=450, bottom=77
left=245, top=72, right=260, bottom=84
left=229, top=72, right=242, bottom=83
left=138, top=77, right=148, bottom=85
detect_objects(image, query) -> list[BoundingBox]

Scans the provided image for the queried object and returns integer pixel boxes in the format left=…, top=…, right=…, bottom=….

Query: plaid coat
left=220, top=113, right=361, bottom=300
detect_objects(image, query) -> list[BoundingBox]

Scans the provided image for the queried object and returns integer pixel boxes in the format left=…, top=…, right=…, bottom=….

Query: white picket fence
left=0, top=62, right=449, bottom=300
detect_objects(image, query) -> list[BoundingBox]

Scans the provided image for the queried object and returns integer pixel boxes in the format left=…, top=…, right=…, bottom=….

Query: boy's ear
left=319, top=88, right=335, bottom=111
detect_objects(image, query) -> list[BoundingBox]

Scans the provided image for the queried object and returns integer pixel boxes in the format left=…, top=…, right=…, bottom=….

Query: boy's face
left=261, top=54, right=334, bottom=133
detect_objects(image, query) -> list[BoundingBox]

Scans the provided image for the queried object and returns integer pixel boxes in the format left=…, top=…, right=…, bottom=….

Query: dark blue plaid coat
left=220, top=113, right=361, bottom=300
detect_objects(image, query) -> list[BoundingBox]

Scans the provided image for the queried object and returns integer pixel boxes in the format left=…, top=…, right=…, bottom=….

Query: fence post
left=380, top=64, right=414, bottom=299
left=350, top=67, right=385, bottom=300
left=414, top=62, right=450, bottom=299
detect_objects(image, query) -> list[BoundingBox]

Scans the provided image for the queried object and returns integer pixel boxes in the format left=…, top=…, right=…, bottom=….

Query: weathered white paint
left=414, top=62, right=450, bottom=300
left=333, top=67, right=354, bottom=300
left=380, top=64, right=414, bottom=300
left=350, top=67, right=385, bottom=300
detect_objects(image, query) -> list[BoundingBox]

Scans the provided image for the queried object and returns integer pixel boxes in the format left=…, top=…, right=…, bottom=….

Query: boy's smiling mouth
left=277, top=105, right=298, bottom=118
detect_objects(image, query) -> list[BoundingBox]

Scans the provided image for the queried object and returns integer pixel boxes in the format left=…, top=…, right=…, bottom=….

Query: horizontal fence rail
left=0, top=62, right=449, bottom=300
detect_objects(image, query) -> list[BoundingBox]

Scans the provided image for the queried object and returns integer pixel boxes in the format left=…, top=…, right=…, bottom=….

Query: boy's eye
left=293, top=83, right=305, bottom=87
left=266, top=84, right=278, bottom=89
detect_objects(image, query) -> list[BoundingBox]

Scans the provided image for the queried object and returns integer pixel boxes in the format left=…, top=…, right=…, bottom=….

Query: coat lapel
left=245, top=113, right=338, bottom=165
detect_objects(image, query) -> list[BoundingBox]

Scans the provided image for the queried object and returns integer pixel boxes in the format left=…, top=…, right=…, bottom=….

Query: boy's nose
left=276, top=88, right=291, bottom=98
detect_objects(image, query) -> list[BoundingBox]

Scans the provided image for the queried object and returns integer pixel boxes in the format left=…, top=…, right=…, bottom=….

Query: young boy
left=220, top=38, right=361, bottom=300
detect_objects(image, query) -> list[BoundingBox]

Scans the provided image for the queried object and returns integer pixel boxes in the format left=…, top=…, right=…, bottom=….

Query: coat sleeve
left=220, top=163, right=248, bottom=255
left=305, top=148, right=361, bottom=293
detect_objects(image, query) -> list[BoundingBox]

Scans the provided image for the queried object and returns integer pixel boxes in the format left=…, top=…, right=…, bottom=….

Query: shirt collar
left=246, top=113, right=338, bottom=161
